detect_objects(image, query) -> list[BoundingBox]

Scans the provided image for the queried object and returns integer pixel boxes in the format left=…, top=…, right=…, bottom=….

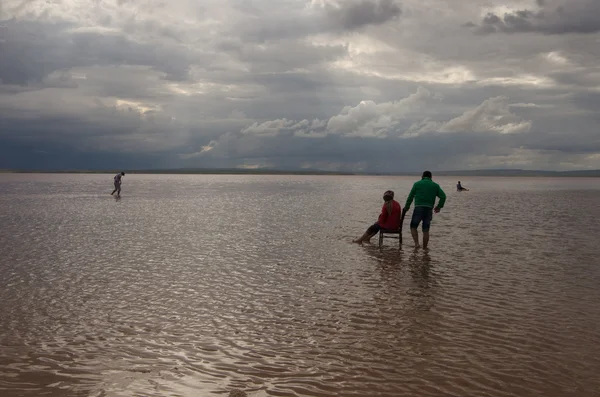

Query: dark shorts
left=410, top=206, right=433, bottom=232
left=367, top=223, right=381, bottom=234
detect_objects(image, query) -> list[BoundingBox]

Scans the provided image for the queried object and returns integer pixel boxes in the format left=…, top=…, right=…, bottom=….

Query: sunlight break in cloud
left=237, top=89, right=532, bottom=139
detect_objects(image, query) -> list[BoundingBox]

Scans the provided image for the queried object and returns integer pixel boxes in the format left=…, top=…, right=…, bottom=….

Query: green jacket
left=404, top=177, right=446, bottom=210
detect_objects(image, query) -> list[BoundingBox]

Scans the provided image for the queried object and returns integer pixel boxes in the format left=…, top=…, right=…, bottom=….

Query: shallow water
left=1, top=174, right=599, bottom=397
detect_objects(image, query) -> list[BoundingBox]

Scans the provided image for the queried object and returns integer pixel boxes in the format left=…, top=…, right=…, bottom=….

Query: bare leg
left=363, top=231, right=378, bottom=244
left=411, top=228, right=420, bottom=248
left=423, top=231, right=429, bottom=250
left=354, top=230, right=377, bottom=244
left=354, top=231, right=370, bottom=244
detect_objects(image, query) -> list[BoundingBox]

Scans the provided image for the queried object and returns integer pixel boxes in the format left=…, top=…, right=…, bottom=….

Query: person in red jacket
left=353, top=190, right=402, bottom=244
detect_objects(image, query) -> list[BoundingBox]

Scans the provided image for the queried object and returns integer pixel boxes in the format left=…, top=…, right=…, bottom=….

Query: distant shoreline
left=2, top=168, right=600, bottom=177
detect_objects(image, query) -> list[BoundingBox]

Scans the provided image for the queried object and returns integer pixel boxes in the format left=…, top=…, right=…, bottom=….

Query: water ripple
left=1, top=174, right=599, bottom=396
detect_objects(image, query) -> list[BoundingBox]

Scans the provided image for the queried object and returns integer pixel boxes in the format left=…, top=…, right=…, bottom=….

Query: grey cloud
left=473, top=0, right=600, bottom=35
left=0, top=19, right=193, bottom=85
left=0, top=90, right=190, bottom=153
left=183, top=116, right=600, bottom=172
left=517, top=106, right=600, bottom=154
left=236, top=0, right=402, bottom=43
left=570, top=92, right=600, bottom=113
left=524, top=138, right=600, bottom=154
left=229, top=39, right=348, bottom=74
left=0, top=21, right=69, bottom=85
left=234, top=90, right=532, bottom=139
left=0, top=138, right=174, bottom=170
left=325, top=0, right=401, bottom=30
left=68, top=30, right=192, bottom=82
left=549, top=68, right=600, bottom=90
left=186, top=128, right=517, bottom=173
left=1, top=0, right=600, bottom=172
left=437, top=97, right=532, bottom=134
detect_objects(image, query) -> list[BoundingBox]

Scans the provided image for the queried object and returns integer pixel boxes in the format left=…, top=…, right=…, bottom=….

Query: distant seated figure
left=457, top=181, right=468, bottom=191
left=353, top=190, right=402, bottom=244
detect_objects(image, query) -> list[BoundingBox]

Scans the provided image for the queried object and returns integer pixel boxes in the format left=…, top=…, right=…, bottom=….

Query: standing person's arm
left=434, top=186, right=446, bottom=213
left=404, top=184, right=416, bottom=211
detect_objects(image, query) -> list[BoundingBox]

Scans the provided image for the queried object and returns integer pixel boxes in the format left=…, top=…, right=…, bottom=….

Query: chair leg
left=378, top=231, right=383, bottom=247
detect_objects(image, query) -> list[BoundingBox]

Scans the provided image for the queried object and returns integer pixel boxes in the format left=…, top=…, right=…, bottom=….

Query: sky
left=1, top=0, right=599, bottom=172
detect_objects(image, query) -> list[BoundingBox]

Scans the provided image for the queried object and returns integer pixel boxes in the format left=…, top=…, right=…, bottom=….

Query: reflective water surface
left=1, top=174, right=599, bottom=397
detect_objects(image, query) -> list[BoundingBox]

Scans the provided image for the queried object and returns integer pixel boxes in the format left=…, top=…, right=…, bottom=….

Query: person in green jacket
left=404, top=170, right=446, bottom=249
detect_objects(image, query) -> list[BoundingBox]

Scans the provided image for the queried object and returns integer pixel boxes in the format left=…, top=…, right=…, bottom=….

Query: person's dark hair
left=121, top=172, right=125, bottom=175
left=383, top=190, right=394, bottom=215
left=422, top=170, right=432, bottom=179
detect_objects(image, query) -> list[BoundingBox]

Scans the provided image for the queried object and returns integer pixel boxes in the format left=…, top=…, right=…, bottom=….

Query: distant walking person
left=404, top=171, right=446, bottom=249
left=111, top=172, right=125, bottom=197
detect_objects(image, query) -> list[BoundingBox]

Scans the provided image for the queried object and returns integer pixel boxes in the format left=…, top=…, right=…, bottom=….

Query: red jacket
left=378, top=200, right=402, bottom=230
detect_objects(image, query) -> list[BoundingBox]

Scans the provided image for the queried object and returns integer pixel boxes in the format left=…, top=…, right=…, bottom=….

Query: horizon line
left=2, top=167, right=600, bottom=177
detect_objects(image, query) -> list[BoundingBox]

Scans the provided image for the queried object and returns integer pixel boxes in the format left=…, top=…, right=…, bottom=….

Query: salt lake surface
left=1, top=173, right=599, bottom=397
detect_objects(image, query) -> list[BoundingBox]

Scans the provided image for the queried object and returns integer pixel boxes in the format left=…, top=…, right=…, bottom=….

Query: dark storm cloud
left=186, top=128, right=514, bottom=172
left=1, top=0, right=600, bottom=171
left=325, top=0, right=402, bottom=30
left=474, top=0, right=600, bottom=35
left=0, top=19, right=192, bottom=85
left=0, top=98, right=189, bottom=154
left=0, top=138, right=171, bottom=170
left=231, top=0, right=401, bottom=44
